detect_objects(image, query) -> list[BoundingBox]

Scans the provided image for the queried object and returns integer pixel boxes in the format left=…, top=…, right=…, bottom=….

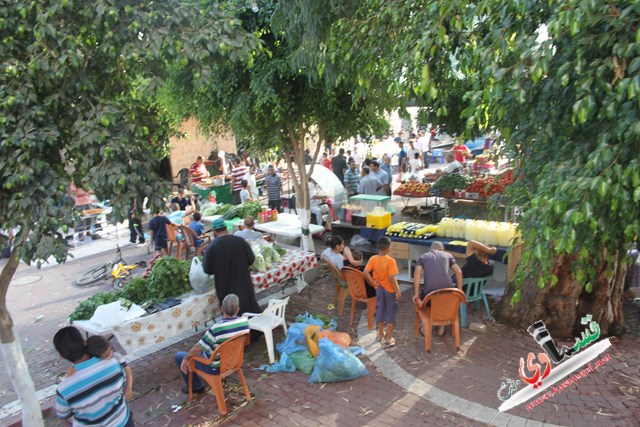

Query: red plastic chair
left=324, top=261, right=349, bottom=315
left=188, top=331, right=251, bottom=416
left=414, top=288, right=466, bottom=353
left=342, top=267, right=376, bottom=329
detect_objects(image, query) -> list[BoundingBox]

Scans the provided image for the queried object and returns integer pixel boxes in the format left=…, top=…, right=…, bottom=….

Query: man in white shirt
left=417, top=131, right=431, bottom=168
left=243, top=165, right=259, bottom=201
left=407, top=140, right=422, bottom=168
left=235, top=216, right=263, bottom=240
left=309, top=180, right=327, bottom=225
left=435, top=153, right=463, bottom=176
left=352, top=146, right=362, bottom=170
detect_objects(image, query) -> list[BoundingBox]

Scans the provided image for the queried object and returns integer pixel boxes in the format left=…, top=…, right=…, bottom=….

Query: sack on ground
left=276, top=323, right=313, bottom=356
left=308, top=338, right=368, bottom=383
left=289, top=350, right=316, bottom=375
left=189, top=257, right=215, bottom=293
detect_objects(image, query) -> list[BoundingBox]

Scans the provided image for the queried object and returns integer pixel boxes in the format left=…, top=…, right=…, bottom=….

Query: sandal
left=386, top=337, right=396, bottom=347
left=376, top=334, right=385, bottom=343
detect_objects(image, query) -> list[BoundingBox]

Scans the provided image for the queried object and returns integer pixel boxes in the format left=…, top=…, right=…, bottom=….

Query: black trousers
left=128, top=213, right=145, bottom=243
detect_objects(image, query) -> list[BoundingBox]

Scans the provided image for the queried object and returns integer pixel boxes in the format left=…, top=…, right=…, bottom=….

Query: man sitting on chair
left=235, top=216, right=263, bottom=240
left=175, top=294, right=249, bottom=394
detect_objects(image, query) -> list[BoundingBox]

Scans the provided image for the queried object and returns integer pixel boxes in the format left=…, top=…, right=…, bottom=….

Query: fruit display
left=393, top=182, right=430, bottom=197
left=430, top=173, right=475, bottom=192
left=464, top=171, right=515, bottom=197
left=386, top=222, right=438, bottom=239
left=436, top=218, right=519, bottom=246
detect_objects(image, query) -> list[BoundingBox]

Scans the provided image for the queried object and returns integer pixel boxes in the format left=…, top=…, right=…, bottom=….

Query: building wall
left=168, top=118, right=237, bottom=176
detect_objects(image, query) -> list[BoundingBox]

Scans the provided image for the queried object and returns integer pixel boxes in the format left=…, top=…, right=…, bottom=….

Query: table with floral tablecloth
left=251, top=249, right=318, bottom=291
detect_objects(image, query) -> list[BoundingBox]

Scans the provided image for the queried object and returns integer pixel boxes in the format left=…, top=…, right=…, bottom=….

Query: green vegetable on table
left=221, top=201, right=262, bottom=221
left=69, top=256, right=192, bottom=321
left=430, top=173, right=475, bottom=191
left=273, top=244, right=286, bottom=256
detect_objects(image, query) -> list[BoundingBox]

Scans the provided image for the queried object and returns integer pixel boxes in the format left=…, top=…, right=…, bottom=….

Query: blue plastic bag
left=308, top=338, right=368, bottom=383
left=294, top=312, right=337, bottom=331
left=275, top=323, right=313, bottom=356
left=260, top=353, right=296, bottom=373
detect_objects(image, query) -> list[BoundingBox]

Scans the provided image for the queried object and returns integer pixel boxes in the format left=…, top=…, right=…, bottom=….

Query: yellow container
left=366, top=211, right=392, bottom=229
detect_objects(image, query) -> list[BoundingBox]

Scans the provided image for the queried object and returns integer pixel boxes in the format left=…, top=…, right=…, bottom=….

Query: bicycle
left=75, top=244, right=147, bottom=289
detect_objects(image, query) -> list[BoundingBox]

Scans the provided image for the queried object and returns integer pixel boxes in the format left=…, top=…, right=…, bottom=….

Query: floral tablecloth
left=251, top=249, right=318, bottom=290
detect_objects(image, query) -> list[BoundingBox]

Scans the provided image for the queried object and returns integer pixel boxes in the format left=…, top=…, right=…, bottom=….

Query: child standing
left=66, top=336, right=134, bottom=401
left=363, top=237, right=401, bottom=346
left=149, top=208, right=171, bottom=256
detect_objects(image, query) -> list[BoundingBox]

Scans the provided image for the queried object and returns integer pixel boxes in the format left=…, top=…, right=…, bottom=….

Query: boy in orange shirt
left=364, top=237, right=402, bottom=346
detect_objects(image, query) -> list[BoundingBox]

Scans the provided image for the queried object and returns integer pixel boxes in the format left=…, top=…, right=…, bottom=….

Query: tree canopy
left=281, top=0, right=640, bottom=336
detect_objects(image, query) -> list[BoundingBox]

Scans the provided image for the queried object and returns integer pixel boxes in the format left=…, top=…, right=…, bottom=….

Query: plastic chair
left=172, top=168, right=191, bottom=191
left=341, top=267, right=376, bottom=330
left=166, top=224, right=185, bottom=257
left=324, top=261, right=349, bottom=315
left=414, top=288, right=466, bottom=353
left=187, top=331, right=251, bottom=416
left=459, top=277, right=492, bottom=328
left=178, top=225, right=210, bottom=259
left=242, top=297, right=290, bottom=364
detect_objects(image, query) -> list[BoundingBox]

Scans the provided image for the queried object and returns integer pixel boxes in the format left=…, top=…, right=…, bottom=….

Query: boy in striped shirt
left=54, top=327, right=133, bottom=426
left=176, top=294, right=249, bottom=394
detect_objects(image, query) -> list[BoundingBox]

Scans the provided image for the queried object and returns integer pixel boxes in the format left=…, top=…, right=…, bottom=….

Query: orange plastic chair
left=324, top=261, right=349, bottom=315
left=178, top=225, right=210, bottom=259
left=341, top=267, right=376, bottom=329
left=414, top=288, right=466, bottom=354
left=166, top=224, right=185, bottom=257
left=188, top=331, right=251, bottom=416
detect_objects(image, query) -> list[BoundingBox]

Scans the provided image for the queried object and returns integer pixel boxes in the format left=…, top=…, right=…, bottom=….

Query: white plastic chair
left=242, top=297, right=290, bottom=364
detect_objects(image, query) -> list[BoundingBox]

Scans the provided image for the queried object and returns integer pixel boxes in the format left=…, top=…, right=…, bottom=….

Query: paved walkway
left=7, top=266, right=637, bottom=427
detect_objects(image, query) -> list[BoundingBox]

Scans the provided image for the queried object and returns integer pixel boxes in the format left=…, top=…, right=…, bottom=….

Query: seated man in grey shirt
left=234, top=216, right=263, bottom=240
left=413, top=241, right=463, bottom=302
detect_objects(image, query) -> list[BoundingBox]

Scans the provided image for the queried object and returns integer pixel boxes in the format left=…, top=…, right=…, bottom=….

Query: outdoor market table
left=253, top=213, right=324, bottom=241
left=387, top=235, right=522, bottom=283
left=72, top=249, right=318, bottom=354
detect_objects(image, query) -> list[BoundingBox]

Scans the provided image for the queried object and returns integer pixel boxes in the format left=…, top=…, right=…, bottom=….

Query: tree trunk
left=497, top=253, right=626, bottom=339
left=286, top=122, right=315, bottom=253
left=0, top=251, right=45, bottom=427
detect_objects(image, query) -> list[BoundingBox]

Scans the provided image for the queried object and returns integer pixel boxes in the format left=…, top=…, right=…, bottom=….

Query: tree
left=291, top=0, right=639, bottom=337
left=162, top=0, right=388, bottom=252
left=0, top=1, right=255, bottom=424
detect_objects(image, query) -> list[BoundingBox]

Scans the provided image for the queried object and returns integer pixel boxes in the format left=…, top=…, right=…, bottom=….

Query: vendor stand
left=192, top=177, right=233, bottom=205
left=72, top=248, right=317, bottom=354
left=254, top=212, right=324, bottom=244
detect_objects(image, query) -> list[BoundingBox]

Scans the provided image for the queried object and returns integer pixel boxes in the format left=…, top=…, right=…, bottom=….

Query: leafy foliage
left=144, top=257, right=191, bottom=302
left=68, top=292, right=120, bottom=322
left=0, top=0, right=257, bottom=266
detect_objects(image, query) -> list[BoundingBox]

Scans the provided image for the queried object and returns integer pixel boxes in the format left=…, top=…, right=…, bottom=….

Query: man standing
left=54, top=326, right=133, bottom=426
left=418, top=131, right=431, bottom=168
left=175, top=294, right=249, bottom=394
left=203, top=218, right=261, bottom=316
left=381, top=155, right=393, bottom=183
left=230, top=157, right=248, bottom=205
left=358, top=166, right=383, bottom=195
left=243, top=165, right=259, bottom=201
left=370, top=160, right=391, bottom=196
left=264, top=165, right=283, bottom=212
left=395, top=138, right=408, bottom=182
left=352, top=146, right=362, bottom=170
left=331, top=148, right=348, bottom=184
left=343, top=160, right=360, bottom=196
left=128, top=198, right=145, bottom=245
left=190, top=156, right=209, bottom=183
left=407, top=140, right=422, bottom=169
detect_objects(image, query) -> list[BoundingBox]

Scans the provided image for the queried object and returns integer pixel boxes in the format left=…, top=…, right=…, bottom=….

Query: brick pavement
left=23, top=266, right=639, bottom=427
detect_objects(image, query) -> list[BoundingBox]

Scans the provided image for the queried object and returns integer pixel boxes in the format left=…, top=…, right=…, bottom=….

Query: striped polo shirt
left=264, top=173, right=282, bottom=201
left=56, top=357, right=129, bottom=426
left=231, top=166, right=249, bottom=192
left=198, top=317, right=249, bottom=370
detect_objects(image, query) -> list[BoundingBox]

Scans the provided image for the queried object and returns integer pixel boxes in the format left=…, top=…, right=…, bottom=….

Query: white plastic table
left=253, top=213, right=324, bottom=239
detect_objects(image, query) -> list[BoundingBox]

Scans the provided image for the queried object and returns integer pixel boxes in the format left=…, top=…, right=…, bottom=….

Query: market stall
left=191, top=176, right=233, bottom=205
left=72, top=248, right=317, bottom=354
